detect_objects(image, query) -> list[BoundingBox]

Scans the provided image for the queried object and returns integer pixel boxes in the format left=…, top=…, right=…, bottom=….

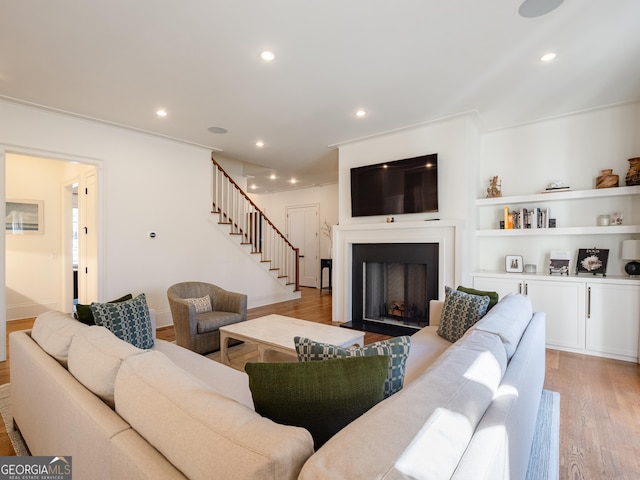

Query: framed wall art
left=5, top=199, right=44, bottom=235
left=576, top=247, right=609, bottom=276
left=505, top=255, right=524, bottom=273
left=549, top=250, right=571, bottom=275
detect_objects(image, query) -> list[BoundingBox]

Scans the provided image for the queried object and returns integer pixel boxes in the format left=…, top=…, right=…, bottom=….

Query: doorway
left=5, top=152, right=98, bottom=319
left=286, top=204, right=319, bottom=288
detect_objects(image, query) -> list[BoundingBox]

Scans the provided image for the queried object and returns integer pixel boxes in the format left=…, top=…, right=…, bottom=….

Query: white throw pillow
left=184, top=295, right=212, bottom=313
left=31, top=310, right=87, bottom=367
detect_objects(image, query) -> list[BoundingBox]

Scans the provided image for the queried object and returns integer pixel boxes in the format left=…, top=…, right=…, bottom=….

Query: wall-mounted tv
left=350, top=153, right=438, bottom=217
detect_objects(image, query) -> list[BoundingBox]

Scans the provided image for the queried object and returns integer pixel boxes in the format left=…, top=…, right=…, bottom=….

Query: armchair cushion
left=197, top=311, right=245, bottom=334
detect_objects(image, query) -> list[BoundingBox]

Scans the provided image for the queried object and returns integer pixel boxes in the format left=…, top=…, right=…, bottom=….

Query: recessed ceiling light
left=208, top=126, right=228, bottom=134
left=256, top=141, right=265, bottom=147
left=355, top=109, right=367, bottom=118
left=519, top=0, right=564, bottom=18
left=269, top=174, right=276, bottom=180
left=250, top=184, right=257, bottom=190
left=156, top=109, right=167, bottom=117
left=290, top=178, right=297, bottom=184
left=260, top=51, right=275, bottom=62
left=540, top=52, right=557, bottom=62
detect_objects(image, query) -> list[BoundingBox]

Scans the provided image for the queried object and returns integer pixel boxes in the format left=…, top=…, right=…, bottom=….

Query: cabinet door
left=472, top=276, right=522, bottom=299
left=526, top=280, right=585, bottom=351
left=586, top=283, right=639, bottom=361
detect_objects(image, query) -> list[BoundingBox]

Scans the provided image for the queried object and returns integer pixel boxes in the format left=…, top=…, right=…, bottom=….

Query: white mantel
left=331, top=220, right=462, bottom=323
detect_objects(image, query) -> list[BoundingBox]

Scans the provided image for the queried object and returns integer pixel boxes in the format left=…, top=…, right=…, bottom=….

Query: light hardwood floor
left=1, top=287, right=639, bottom=480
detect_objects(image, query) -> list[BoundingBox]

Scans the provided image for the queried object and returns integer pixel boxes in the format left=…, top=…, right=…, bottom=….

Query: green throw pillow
left=246, top=355, right=389, bottom=450
left=75, top=293, right=133, bottom=325
left=456, top=286, right=499, bottom=311
left=90, top=293, right=154, bottom=349
left=294, top=336, right=411, bottom=398
left=437, top=286, right=490, bottom=343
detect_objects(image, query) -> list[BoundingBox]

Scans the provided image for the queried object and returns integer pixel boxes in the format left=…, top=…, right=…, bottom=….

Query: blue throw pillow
left=90, top=293, right=154, bottom=349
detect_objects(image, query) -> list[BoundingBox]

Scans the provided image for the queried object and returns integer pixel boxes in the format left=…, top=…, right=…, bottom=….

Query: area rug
left=0, top=383, right=29, bottom=456
left=526, top=389, right=560, bottom=480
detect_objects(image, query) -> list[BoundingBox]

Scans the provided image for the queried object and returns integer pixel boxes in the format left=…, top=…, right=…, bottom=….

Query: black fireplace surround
left=344, top=243, right=439, bottom=336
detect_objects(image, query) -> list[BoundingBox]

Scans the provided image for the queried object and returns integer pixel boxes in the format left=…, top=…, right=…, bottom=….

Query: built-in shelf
left=476, top=185, right=640, bottom=206
left=476, top=225, right=640, bottom=236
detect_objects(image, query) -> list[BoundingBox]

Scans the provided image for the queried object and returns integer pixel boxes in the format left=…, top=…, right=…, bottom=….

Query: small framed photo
left=549, top=250, right=571, bottom=275
left=576, top=248, right=609, bottom=276
left=505, top=255, right=524, bottom=273
left=5, top=199, right=44, bottom=235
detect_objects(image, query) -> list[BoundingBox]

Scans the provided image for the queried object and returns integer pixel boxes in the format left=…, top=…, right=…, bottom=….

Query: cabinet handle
left=518, top=283, right=522, bottom=294
left=587, top=286, right=591, bottom=318
left=524, top=283, right=528, bottom=295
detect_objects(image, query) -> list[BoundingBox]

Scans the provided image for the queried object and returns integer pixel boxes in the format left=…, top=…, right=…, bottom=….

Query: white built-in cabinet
left=473, top=186, right=640, bottom=363
left=472, top=272, right=640, bottom=363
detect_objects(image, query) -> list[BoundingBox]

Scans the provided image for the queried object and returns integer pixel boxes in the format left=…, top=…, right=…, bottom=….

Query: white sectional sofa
left=9, top=293, right=548, bottom=479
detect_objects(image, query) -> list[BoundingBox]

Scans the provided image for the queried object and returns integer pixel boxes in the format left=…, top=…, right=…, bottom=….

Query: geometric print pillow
left=437, top=286, right=490, bottom=343
left=294, top=335, right=411, bottom=398
left=183, top=295, right=212, bottom=313
left=90, top=293, right=154, bottom=349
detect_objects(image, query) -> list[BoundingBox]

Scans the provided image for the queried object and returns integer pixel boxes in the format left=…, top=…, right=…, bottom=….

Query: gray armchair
left=167, top=281, right=247, bottom=355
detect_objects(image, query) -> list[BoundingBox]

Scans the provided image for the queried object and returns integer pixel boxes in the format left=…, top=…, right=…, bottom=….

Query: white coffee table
left=219, top=314, right=365, bottom=365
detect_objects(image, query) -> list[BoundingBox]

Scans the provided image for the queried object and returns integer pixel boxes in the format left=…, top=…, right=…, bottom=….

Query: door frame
left=286, top=203, right=319, bottom=288
left=2, top=144, right=104, bottom=360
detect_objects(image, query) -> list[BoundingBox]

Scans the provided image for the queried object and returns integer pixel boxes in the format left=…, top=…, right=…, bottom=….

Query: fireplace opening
left=363, top=262, right=428, bottom=329
left=348, top=243, right=439, bottom=336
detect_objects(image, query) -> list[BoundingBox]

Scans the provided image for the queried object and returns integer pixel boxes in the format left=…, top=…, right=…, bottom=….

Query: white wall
left=249, top=183, right=339, bottom=286
left=0, top=100, right=298, bottom=337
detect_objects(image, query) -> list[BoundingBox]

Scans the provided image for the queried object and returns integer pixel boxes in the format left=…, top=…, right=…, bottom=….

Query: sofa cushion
left=457, top=285, right=499, bottom=311
left=115, top=350, right=314, bottom=480
left=91, top=293, right=154, bottom=349
left=246, top=355, right=389, bottom=450
left=298, top=329, right=507, bottom=480
left=437, top=286, right=490, bottom=342
left=471, top=293, right=534, bottom=360
left=68, top=326, right=146, bottom=408
left=30, top=310, right=87, bottom=367
left=294, top=335, right=411, bottom=397
left=75, top=293, right=133, bottom=325
left=196, top=311, right=244, bottom=334
left=184, top=295, right=212, bottom=313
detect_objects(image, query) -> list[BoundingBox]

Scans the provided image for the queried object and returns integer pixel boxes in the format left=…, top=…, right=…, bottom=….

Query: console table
left=320, top=258, right=332, bottom=290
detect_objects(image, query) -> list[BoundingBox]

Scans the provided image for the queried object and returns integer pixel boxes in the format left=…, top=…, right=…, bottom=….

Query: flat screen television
left=350, top=153, right=438, bottom=217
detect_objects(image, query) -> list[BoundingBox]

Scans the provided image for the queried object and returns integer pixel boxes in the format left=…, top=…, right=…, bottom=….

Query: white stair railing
left=212, top=155, right=299, bottom=291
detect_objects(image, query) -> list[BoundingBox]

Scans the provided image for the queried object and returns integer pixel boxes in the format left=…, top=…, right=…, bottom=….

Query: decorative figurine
left=486, top=176, right=502, bottom=198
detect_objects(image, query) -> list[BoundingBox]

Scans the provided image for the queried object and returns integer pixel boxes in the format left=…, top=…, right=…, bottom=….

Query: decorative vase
left=625, top=157, right=640, bottom=186
left=595, top=169, right=619, bottom=189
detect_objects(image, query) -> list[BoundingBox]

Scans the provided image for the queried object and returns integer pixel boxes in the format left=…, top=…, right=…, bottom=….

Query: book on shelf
left=502, top=206, right=551, bottom=229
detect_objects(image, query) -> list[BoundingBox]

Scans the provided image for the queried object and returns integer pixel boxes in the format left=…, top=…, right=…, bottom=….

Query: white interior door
left=287, top=205, right=319, bottom=288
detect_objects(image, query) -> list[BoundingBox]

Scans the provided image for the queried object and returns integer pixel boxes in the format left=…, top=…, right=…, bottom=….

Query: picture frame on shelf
left=549, top=250, right=571, bottom=275
left=576, top=248, right=609, bottom=277
left=505, top=255, right=523, bottom=273
left=5, top=199, right=44, bottom=235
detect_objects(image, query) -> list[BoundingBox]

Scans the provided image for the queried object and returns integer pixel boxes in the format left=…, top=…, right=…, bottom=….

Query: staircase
left=211, top=155, right=300, bottom=291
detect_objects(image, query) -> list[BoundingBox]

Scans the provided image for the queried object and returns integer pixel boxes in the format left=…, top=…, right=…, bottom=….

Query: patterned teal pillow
left=90, top=293, right=154, bottom=349
left=437, top=286, right=490, bottom=343
left=294, top=335, right=411, bottom=397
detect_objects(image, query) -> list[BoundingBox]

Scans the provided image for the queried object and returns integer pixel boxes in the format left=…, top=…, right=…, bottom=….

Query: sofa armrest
left=429, top=300, right=444, bottom=327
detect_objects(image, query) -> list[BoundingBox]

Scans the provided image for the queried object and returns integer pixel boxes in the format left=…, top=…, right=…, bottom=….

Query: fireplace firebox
left=346, top=243, right=439, bottom=336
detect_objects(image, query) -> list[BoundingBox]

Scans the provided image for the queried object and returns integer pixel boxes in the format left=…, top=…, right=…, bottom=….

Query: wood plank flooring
left=1, top=287, right=639, bottom=480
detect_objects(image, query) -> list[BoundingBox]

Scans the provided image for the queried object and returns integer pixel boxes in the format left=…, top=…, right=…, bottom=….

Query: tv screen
left=350, top=153, right=438, bottom=217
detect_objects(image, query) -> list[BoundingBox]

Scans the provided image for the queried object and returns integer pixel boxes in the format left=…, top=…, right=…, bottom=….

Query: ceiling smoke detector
left=519, top=0, right=564, bottom=18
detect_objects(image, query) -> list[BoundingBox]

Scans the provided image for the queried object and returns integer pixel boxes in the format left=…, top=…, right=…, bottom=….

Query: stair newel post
left=294, top=247, right=300, bottom=291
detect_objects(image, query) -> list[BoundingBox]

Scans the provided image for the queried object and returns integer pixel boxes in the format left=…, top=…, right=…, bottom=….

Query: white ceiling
left=2, top=1, right=639, bottom=192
